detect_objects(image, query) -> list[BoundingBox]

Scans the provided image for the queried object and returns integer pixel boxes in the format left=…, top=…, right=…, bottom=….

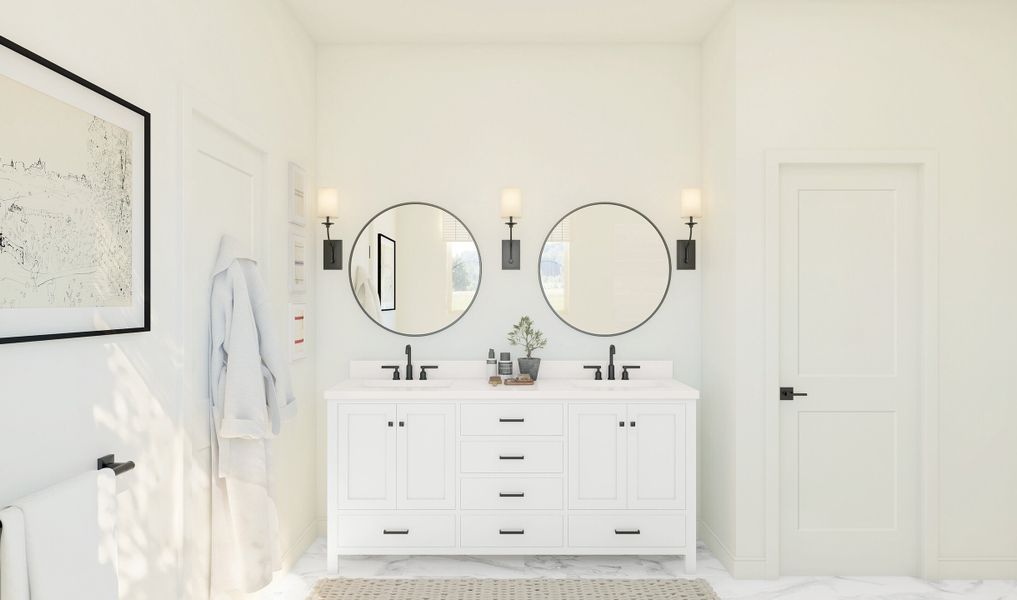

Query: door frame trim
left=763, top=150, right=940, bottom=578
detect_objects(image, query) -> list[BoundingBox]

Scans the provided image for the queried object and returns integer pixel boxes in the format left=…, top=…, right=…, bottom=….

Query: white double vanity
left=326, top=361, right=698, bottom=573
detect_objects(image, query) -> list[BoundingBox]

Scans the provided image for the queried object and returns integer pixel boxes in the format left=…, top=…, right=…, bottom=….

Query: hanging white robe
left=208, top=236, right=296, bottom=595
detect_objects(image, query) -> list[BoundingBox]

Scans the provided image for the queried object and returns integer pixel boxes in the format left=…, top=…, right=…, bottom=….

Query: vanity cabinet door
left=337, top=404, right=397, bottom=509
left=626, top=404, right=686, bottom=510
left=568, top=404, right=627, bottom=509
left=397, top=403, right=456, bottom=509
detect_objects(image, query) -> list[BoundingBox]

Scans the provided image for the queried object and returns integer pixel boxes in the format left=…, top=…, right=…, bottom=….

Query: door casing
left=763, top=150, right=940, bottom=578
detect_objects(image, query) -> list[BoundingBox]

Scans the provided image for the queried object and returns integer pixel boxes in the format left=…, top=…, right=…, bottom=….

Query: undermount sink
left=363, top=379, right=453, bottom=389
left=570, top=379, right=661, bottom=390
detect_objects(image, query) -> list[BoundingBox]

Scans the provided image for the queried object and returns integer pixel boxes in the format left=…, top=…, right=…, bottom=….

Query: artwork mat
left=288, top=226, right=307, bottom=294
left=0, top=35, right=149, bottom=343
left=287, top=162, right=306, bottom=226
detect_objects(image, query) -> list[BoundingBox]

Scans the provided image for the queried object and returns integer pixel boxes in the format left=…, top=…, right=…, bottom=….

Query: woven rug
left=308, top=578, right=720, bottom=600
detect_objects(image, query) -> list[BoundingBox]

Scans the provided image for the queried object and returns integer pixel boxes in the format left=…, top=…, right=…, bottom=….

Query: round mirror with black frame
left=538, top=202, right=671, bottom=336
left=348, top=202, right=482, bottom=336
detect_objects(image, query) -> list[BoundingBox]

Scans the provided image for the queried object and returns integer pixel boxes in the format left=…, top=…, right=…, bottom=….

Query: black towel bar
left=97, top=454, right=135, bottom=476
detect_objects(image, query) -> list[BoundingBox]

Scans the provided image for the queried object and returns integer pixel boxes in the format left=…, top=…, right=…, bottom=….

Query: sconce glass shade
left=680, top=188, right=703, bottom=219
left=318, top=187, right=340, bottom=218
left=500, top=188, right=523, bottom=219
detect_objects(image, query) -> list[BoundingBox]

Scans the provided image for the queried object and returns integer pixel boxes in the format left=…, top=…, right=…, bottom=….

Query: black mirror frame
left=537, top=202, right=672, bottom=337
left=348, top=202, right=483, bottom=337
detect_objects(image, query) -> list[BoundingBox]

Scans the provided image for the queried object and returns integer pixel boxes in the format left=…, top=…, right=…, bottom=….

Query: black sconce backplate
left=676, top=240, right=696, bottom=270
left=324, top=240, right=343, bottom=270
left=502, top=240, right=521, bottom=270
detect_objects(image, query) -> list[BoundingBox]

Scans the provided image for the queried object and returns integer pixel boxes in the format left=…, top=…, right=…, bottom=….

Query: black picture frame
left=0, top=34, right=151, bottom=344
left=377, top=233, right=396, bottom=311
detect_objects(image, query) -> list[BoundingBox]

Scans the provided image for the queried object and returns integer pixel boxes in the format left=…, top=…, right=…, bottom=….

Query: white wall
left=699, top=5, right=739, bottom=574
left=701, top=0, right=1017, bottom=578
left=315, top=44, right=701, bottom=524
left=0, top=1, right=318, bottom=598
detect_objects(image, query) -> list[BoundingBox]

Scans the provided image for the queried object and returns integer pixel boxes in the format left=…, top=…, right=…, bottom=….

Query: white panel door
left=568, top=404, right=627, bottom=509
left=397, top=403, right=456, bottom=509
left=183, top=113, right=265, bottom=450
left=337, top=404, right=397, bottom=509
left=181, top=110, right=265, bottom=599
left=627, top=404, right=685, bottom=510
left=779, top=164, right=920, bottom=575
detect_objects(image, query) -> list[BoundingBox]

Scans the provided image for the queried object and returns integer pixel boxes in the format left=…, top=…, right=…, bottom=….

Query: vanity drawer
left=461, top=404, right=563, bottom=436
left=461, top=477, right=563, bottom=510
left=568, top=513, right=686, bottom=548
left=460, top=441, right=563, bottom=473
left=336, top=514, right=455, bottom=548
left=461, top=514, right=563, bottom=548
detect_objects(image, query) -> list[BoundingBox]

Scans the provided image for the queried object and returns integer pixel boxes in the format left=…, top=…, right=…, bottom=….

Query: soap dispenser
left=486, top=349, right=497, bottom=377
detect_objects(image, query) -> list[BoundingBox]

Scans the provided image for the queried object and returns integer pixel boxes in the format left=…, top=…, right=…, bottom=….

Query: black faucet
left=405, top=344, right=414, bottom=380
left=608, top=344, right=616, bottom=380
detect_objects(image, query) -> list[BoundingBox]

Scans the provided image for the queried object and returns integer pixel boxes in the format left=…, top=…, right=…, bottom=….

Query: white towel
left=0, top=506, right=29, bottom=600
left=353, top=265, right=382, bottom=319
left=0, top=470, right=118, bottom=600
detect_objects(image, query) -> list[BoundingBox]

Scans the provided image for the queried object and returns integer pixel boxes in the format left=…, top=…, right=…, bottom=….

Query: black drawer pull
left=383, top=529, right=409, bottom=535
left=499, top=529, right=525, bottom=535
left=499, top=492, right=525, bottom=498
left=499, top=418, right=525, bottom=423
left=499, top=455, right=525, bottom=460
left=614, top=529, right=641, bottom=535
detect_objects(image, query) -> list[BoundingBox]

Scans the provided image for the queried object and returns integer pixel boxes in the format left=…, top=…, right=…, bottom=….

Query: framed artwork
left=287, top=162, right=306, bottom=226
left=288, top=228, right=307, bottom=294
left=0, top=35, right=150, bottom=344
left=377, top=233, right=396, bottom=311
left=288, top=303, right=307, bottom=362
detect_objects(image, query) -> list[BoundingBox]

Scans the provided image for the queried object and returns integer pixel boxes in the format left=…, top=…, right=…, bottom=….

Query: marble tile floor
left=260, top=538, right=1017, bottom=600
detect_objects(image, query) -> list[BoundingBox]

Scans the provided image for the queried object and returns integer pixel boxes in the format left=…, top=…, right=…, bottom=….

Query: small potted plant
left=508, top=316, right=547, bottom=380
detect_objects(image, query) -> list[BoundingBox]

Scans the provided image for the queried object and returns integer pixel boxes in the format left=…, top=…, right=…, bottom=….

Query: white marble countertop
left=325, top=359, right=699, bottom=401
left=324, top=377, right=699, bottom=402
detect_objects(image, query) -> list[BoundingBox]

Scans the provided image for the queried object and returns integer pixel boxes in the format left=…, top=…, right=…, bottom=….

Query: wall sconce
left=501, top=187, right=522, bottom=270
left=318, top=187, right=342, bottom=270
left=677, top=188, right=702, bottom=270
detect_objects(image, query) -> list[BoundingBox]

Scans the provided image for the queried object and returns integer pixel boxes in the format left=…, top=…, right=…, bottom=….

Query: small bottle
left=498, top=352, right=514, bottom=376
left=486, top=349, right=497, bottom=377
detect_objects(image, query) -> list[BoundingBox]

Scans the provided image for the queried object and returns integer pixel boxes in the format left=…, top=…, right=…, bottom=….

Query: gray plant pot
left=517, top=357, right=541, bottom=380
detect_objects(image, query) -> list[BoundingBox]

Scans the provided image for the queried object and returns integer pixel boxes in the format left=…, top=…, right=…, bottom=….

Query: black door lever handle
left=779, top=387, right=808, bottom=401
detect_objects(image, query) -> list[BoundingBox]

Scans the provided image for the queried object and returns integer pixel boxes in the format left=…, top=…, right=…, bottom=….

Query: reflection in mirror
left=349, top=203, right=481, bottom=336
left=539, top=203, right=671, bottom=336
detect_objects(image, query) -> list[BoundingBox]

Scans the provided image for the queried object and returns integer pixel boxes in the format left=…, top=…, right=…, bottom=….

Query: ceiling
left=282, top=0, right=733, bottom=44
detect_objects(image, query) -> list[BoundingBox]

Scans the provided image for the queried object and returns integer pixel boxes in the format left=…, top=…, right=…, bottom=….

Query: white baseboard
left=280, top=519, right=319, bottom=571
left=698, top=519, right=770, bottom=579
left=698, top=519, right=735, bottom=572
left=933, top=558, right=1017, bottom=579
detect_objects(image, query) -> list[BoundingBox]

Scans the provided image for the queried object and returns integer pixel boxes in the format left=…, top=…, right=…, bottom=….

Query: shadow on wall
left=92, top=340, right=182, bottom=600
